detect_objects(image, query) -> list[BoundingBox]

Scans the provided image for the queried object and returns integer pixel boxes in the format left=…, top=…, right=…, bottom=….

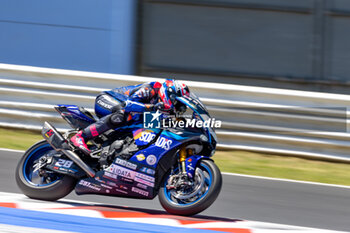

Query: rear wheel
left=158, top=159, right=222, bottom=216
left=16, top=140, right=76, bottom=201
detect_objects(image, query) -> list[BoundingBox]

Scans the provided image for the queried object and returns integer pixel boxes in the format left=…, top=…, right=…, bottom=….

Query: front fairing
left=175, top=94, right=218, bottom=150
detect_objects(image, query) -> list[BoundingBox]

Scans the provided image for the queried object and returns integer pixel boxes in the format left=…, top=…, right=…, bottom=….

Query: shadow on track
left=56, top=199, right=242, bottom=223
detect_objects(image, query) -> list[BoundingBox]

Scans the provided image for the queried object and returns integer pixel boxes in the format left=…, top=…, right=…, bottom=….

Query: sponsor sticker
left=136, top=183, right=148, bottom=190
left=108, top=164, right=136, bottom=179
left=107, top=181, right=118, bottom=187
left=115, top=158, right=137, bottom=170
left=136, top=172, right=155, bottom=182
left=115, top=189, right=128, bottom=195
left=67, top=169, right=77, bottom=174
left=140, top=167, right=155, bottom=175
left=58, top=167, right=68, bottom=172
left=136, top=154, right=146, bottom=161
left=187, top=163, right=195, bottom=171
left=155, top=137, right=173, bottom=150
left=134, top=177, right=154, bottom=187
left=100, top=184, right=112, bottom=189
left=121, top=177, right=133, bottom=183
left=95, top=177, right=106, bottom=183
left=132, top=187, right=149, bottom=196
left=146, top=155, right=157, bottom=166
left=120, top=185, right=128, bottom=190
left=139, top=132, right=156, bottom=143
left=103, top=171, right=117, bottom=180
left=79, top=180, right=101, bottom=191
left=44, top=129, right=54, bottom=138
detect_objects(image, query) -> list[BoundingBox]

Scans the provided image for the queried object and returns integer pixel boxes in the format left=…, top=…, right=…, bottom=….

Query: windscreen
left=176, top=95, right=218, bottom=144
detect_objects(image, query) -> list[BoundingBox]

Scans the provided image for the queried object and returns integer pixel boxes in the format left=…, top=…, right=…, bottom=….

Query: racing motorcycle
left=16, top=94, right=222, bottom=216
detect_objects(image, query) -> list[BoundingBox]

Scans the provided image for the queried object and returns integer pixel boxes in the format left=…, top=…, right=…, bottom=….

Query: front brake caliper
left=166, top=174, right=177, bottom=190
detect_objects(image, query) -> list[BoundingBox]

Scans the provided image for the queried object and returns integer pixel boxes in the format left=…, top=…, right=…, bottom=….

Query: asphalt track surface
left=1, top=150, right=349, bottom=232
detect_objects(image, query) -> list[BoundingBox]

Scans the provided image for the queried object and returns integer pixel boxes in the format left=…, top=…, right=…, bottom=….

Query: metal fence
left=1, top=63, right=350, bottom=163
left=139, top=0, right=350, bottom=90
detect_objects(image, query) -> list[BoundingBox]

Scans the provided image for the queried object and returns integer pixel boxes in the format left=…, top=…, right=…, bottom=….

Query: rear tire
left=16, top=140, right=76, bottom=201
left=158, top=159, right=222, bottom=216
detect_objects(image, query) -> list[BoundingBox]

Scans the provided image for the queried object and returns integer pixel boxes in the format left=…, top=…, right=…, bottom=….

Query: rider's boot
left=70, top=116, right=111, bottom=155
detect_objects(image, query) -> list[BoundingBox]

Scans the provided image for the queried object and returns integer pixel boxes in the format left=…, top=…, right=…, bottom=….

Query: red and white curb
left=0, top=192, right=346, bottom=233
left=0, top=223, right=76, bottom=233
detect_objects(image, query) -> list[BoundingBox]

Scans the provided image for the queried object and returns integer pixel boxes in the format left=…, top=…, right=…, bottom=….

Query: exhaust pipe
left=42, top=121, right=95, bottom=177
left=61, top=150, right=96, bottom=177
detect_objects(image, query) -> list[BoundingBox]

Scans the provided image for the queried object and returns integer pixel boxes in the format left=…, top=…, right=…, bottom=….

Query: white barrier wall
left=1, top=63, right=350, bottom=163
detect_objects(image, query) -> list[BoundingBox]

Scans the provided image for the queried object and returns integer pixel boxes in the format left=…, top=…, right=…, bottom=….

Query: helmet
left=159, top=79, right=190, bottom=112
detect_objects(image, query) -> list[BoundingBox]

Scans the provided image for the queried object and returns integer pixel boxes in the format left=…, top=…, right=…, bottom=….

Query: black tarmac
left=1, top=150, right=349, bottom=231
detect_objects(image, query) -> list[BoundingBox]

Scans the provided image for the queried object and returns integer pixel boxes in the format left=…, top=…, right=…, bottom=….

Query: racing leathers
left=70, top=81, right=167, bottom=155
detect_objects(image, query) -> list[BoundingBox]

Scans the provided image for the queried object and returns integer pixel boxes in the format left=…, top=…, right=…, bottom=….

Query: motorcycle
left=16, top=93, right=222, bottom=215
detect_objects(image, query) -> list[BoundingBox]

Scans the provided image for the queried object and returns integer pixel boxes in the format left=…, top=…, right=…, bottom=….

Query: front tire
left=16, top=140, right=76, bottom=201
left=158, top=159, right=222, bottom=216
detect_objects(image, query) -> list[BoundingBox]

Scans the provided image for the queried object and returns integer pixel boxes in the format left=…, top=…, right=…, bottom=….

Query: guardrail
left=1, top=63, right=350, bottom=163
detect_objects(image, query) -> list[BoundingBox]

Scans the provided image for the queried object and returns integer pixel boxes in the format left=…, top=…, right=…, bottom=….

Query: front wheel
left=16, top=140, right=76, bottom=201
left=158, top=159, right=222, bottom=216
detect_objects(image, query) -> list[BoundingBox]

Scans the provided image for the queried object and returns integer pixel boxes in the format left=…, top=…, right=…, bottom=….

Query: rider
left=70, top=79, right=190, bottom=155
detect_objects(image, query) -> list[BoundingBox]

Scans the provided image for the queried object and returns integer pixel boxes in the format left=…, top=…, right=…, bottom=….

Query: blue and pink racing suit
left=92, top=81, right=163, bottom=132
left=70, top=81, right=170, bottom=154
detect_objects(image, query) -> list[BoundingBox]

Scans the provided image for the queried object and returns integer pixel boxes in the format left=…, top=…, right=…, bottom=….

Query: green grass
left=0, top=128, right=43, bottom=150
left=1, top=127, right=349, bottom=186
left=214, top=151, right=350, bottom=186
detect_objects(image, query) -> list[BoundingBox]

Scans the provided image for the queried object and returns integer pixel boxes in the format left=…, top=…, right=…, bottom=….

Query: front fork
left=179, top=147, right=205, bottom=179
left=179, top=147, right=187, bottom=174
left=166, top=148, right=205, bottom=190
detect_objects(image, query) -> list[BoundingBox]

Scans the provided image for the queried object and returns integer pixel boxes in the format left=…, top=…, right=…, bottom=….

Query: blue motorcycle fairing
left=176, top=96, right=218, bottom=147
left=56, top=105, right=95, bottom=129
left=185, top=155, right=206, bottom=178
left=133, top=128, right=161, bottom=147
left=75, top=156, right=156, bottom=199
left=129, top=127, right=205, bottom=170
left=129, top=133, right=182, bottom=168
left=58, top=105, right=95, bottom=122
left=161, top=130, right=188, bottom=141
left=112, top=123, right=144, bottom=135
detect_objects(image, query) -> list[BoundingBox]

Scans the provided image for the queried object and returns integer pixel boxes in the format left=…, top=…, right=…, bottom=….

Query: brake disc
left=172, top=168, right=205, bottom=200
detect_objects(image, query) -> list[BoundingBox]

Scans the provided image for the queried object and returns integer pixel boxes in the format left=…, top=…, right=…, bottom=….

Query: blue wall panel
left=0, top=0, right=136, bottom=74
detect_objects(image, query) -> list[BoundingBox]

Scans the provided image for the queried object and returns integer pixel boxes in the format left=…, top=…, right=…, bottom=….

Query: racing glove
left=153, top=102, right=165, bottom=111
left=142, top=102, right=166, bottom=111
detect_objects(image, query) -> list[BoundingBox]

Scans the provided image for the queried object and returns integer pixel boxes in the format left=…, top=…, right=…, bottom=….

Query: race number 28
left=55, top=159, right=73, bottom=168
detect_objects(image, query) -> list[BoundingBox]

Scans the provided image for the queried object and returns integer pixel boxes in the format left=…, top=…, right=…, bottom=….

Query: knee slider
left=109, top=111, right=125, bottom=126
